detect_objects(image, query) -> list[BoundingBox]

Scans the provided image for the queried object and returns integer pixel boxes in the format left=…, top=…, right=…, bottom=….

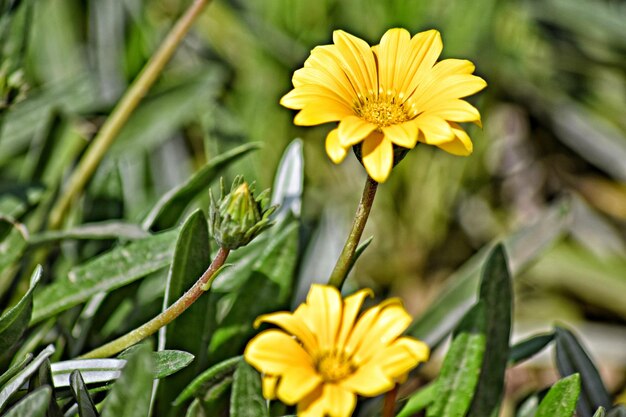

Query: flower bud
left=209, top=176, right=277, bottom=249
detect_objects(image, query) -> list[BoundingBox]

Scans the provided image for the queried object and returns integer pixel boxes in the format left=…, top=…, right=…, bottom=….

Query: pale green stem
left=48, top=0, right=212, bottom=230
left=328, top=176, right=378, bottom=288
left=80, top=247, right=230, bottom=359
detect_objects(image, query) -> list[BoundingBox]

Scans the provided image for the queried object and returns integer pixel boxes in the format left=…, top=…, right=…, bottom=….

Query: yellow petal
left=336, top=288, right=373, bottom=349
left=436, top=122, right=473, bottom=155
left=415, top=74, right=487, bottom=109
left=293, top=66, right=357, bottom=103
left=262, top=375, right=278, bottom=400
left=340, top=361, right=394, bottom=397
left=293, top=102, right=353, bottom=126
left=350, top=302, right=413, bottom=362
left=377, top=28, right=411, bottom=93
left=322, top=384, right=357, bottom=417
left=399, top=30, right=442, bottom=99
left=298, top=386, right=325, bottom=417
left=343, top=298, right=403, bottom=358
left=338, top=115, right=377, bottom=147
left=244, top=329, right=315, bottom=375
left=306, top=284, right=343, bottom=350
left=382, top=120, right=419, bottom=148
left=325, top=128, right=348, bottom=164
left=372, top=337, right=430, bottom=379
left=280, top=85, right=352, bottom=109
left=276, top=366, right=322, bottom=405
left=362, top=132, right=394, bottom=183
left=424, top=99, right=481, bottom=125
left=417, top=115, right=454, bottom=144
left=333, top=30, right=377, bottom=95
left=254, top=311, right=318, bottom=353
left=431, top=58, right=476, bottom=76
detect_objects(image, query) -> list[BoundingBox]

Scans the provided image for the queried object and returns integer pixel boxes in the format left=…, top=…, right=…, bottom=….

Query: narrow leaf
left=0, top=344, right=55, bottom=413
left=174, top=356, right=242, bottom=406
left=397, top=383, right=436, bottom=417
left=29, top=221, right=149, bottom=246
left=346, top=235, right=373, bottom=277
left=32, top=229, right=178, bottom=324
left=594, top=407, right=606, bottom=417
left=510, top=333, right=555, bottom=365
left=0, top=266, right=42, bottom=352
left=143, top=143, right=260, bottom=231
left=536, top=374, right=581, bottom=417
left=2, top=386, right=51, bottom=417
left=426, top=303, right=486, bottom=417
left=0, top=354, right=32, bottom=387
left=230, top=360, right=268, bottom=417
left=468, top=244, right=512, bottom=417
left=70, top=371, right=99, bottom=417
left=101, top=344, right=153, bottom=417
left=607, top=406, right=626, bottom=417
left=555, top=326, right=611, bottom=417
left=156, top=210, right=211, bottom=415
left=270, top=139, right=303, bottom=221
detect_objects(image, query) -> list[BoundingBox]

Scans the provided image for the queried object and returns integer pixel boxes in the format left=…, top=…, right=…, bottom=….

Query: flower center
left=354, top=93, right=413, bottom=127
left=315, top=350, right=356, bottom=382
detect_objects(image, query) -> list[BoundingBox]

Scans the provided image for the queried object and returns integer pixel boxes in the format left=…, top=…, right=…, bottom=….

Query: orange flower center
left=315, top=350, right=356, bottom=382
left=354, top=93, right=414, bottom=127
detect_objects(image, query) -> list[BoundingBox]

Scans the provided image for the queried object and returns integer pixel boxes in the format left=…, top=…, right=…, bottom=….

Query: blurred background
left=1, top=0, right=626, bottom=413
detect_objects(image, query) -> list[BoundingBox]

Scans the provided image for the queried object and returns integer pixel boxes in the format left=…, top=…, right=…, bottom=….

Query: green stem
left=328, top=176, right=378, bottom=288
left=80, top=247, right=230, bottom=359
left=48, top=0, right=212, bottom=230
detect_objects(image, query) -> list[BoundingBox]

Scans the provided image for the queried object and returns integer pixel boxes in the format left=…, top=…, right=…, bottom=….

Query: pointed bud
left=209, top=176, right=277, bottom=249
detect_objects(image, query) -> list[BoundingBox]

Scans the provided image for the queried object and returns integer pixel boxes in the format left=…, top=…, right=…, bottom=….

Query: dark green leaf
left=153, top=350, right=195, bottom=380
left=0, top=354, right=32, bottom=387
left=426, top=303, right=486, bottom=417
left=607, top=406, right=626, bottom=417
left=536, top=374, right=581, bottom=417
left=29, top=359, right=62, bottom=417
left=70, top=370, right=99, bottom=417
left=468, top=244, right=512, bottom=417
left=409, top=203, right=569, bottom=347
left=28, top=221, right=149, bottom=246
left=143, top=143, right=260, bottom=231
left=100, top=344, right=153, bottom=417
left=0, top=220, right=28, bottom=298
left=230, top=360, right=268, bottom=417
left=510, top=333, right=555, bottom=365
left=555, top=326, right=611, bottom=417
left=174, top=356, right=241, bottom=406
left=396, top=383, right=436, bottom=417
left=0, top=344, right=55, bottom=413
left=32, top=229, right=178, bottom=324
left=0, top=266, right=41, bottom=352
left=346, top=235, right=373, bottom=277
left=2, top=386, right=51, bottom=417
left=156, top=210, right=211, bottom=416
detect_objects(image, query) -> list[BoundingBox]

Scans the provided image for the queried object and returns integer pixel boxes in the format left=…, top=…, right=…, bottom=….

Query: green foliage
left=2, top=387, right=51, bottom=417
left=0, top=266, right=41, bottom=352
left=229, top=360, right=268, bottom=417
left=535, top=374, right=581, bottom=417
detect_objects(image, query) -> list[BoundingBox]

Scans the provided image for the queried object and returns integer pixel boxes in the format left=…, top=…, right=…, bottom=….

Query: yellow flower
left=244, top=284, right=429, bottom=417
left=280, top=28, right=487, bottom=183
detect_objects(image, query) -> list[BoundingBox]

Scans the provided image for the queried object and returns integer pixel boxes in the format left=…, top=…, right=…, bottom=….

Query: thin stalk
left=48, top=0, right=212, bottom=230
left=80, top=247, right=230, bottom=359
left=383, top=384, right=399, bottom=417
left=328, top=176, right=378, bottom=288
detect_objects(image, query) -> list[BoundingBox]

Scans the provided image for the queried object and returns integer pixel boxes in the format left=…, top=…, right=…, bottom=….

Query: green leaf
left=0, top=266, right=41, bottom=352
left=346, top=235, right=373, bottom=277
left=28, top=359, right=62, bottom=417
left=174, top=356, right=241, bottom=406
left=100, top=344, right=153, bottom=417
left=607, top=406, right=626, bottom=417
left=536, top=374, right=581, bottom=417
left=426, top=302, right=486, bottom=417
left=70, top=371, right=99, bottom=417
left=143, top=143, right=260, bottom=231
left=510, top=333, right=555, bottom=365
left=52, top=350, right=194, bottom=388
left=555, top=327, right=611, bottom=417
left=593, top=407, right=606, bottom=417
left=0, top=220, right=28, bottom=298
left=396, top=383, right=436, bottom=417
left=31, top=229, right=178, bottom=324
left=409, top=202, right=569, bottom=347
left=156, top=210, right=212, bottom=416
left=468, top=244, right=512, bottom=417
left=229, top=360, right=268, bottom=417
left=0, top=354, right=32, bottom=387
left=270, top=138, right=303, bottom=220
left=208, top=220, right=299, bottom=361
left=0, top=345, right=55, bottom=413
left=28, top=221, right=149, bottom=246
left=2, top=386, right=51, bottom=417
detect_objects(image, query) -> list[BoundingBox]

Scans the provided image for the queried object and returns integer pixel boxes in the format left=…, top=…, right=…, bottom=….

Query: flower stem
left=48, top=0, right=212, bottom=230
left=80, top=247, right=230, bottom=359
left=383, top=384, right=399, bottom=417
left=328, top=176, right=378, bottom=288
